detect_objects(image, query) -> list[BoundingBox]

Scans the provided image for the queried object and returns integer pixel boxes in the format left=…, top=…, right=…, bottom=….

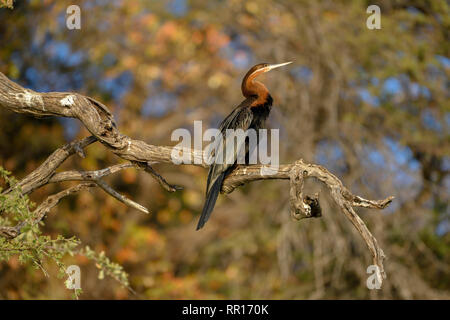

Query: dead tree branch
left=3, top=135, right=97, bottom=195
left=0, top=71, right=393, bottom=281
left=48, top=163, right=150, bottom=213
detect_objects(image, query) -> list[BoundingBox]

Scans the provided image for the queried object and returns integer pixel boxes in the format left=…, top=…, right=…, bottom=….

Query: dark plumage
left=196, top=62, right=292, bottom=230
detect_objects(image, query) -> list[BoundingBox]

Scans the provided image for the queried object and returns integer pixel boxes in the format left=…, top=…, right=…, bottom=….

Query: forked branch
left=0, top=72, right=393, bottom=281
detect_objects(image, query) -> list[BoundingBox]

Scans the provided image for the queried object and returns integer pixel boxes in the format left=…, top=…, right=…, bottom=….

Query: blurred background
left=0, top=0, right=448, bottom=299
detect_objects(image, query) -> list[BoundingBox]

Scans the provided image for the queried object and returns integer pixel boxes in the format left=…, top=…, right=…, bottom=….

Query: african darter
left=197, top=62, right=292, bottom=230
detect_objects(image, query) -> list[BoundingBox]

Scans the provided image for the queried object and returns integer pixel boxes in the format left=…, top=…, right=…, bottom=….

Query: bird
left=196, top=62, right=292, bottom=230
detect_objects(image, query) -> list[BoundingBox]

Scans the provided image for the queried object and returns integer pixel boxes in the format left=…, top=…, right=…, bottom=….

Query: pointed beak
left=266, top=61, right=292, bottom=72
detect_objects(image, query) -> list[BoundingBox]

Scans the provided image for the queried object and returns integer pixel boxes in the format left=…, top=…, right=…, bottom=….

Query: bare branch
left=95, top=179, right=149, bottom=214
left=221, top=160, right=392, bottom=279
left=48, top=163, right=135, bottom=184
left=3, top=136, right=97, bottom=195
left=132, top=161, right=182, bottom=192
left=349, top=195, right=394, bottom=209
left=49, top=164, right=150, bottom=214
left=0, top=72, right=394, bottom=281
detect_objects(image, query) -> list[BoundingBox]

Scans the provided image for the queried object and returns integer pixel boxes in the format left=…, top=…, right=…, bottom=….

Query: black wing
left=197, top=97, right=255, bottom=230
left=206, top=97, right=255, bottom=194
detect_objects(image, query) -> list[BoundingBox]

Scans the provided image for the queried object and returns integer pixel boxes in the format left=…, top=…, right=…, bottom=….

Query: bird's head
left=242, top=62, right=292, bottom=97
left=245, top=62, right=292, bottom=80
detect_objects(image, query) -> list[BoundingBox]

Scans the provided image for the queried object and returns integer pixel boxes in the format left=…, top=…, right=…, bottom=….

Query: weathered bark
left=0, top=71, right=393, bottom=282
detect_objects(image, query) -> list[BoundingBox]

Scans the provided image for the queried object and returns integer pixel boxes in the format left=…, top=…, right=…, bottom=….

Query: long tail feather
left=196, top=172, right=226, bottom=230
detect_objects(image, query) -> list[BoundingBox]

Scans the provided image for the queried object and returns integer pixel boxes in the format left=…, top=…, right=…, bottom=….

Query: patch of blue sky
left=390, top=163, right=418, bottom=187
left=380, top=75, right=432, bottom=101
left=167, top=0, right=189, bottom=17
left=406, top=6, right=422, bottom=15
left=141, top=81, right=177, bottom=117
left=349, top=75, right=381, bottom=107
left=384, top=137, right=420, bottom=171
left=36, top=38, right=86, bottom=69
left=141, top=92, right=177, bottom=118
left=436, top=219, right=450, bottom=236
left=220, top=36, right=254, bottom=70
left=360, top=142, right=422, bottom=214
left=436, top=55, right=450, bottom=68
left=383, top=138, right=422, bottom=195
left=57, top=10, right=66, bottom=29
left=233, top=50, right=253, bottom=70
left=71, top=71, right=84, bottom=90
left=23, top=67, right=51, bottom=92
left=16, top=39, right=84, bottom=92
left=66, top=51, right=84, bottom=67
left=442, top=156, right=450, bottom=171
left=24, top=67, right=42, bottom=86
left=367, top=148, right=385, bottom=167
left=358, top=88, right=380, bottom=106
left=99, top=70, right=133, bottom=102
left=49, top=41, right=84, bottom=67
left=363, top=141, right=417, bottom=182
left=383, top=77, right=402, bottom=95
left=85, top=64, right=102, bottom=82
left=58, top=118, right=80, bottom=141
left=421, top=109, right=442, bottom=132
left=10, top=51, right=24, bottom=74
left=443, top=175, right=450, bottom=211
left=83, top=0, right=119, bottom=10
left=102, top=53, right=117, bottom=68
left=290, top=66, right=312, bottom=84
left=46, top=70, right=73, bottom=92
left=410, top=82, right=431, bottom=99
left=97, top=19, right=112, bottom=33
left=315, top=140, right=347, bottom=174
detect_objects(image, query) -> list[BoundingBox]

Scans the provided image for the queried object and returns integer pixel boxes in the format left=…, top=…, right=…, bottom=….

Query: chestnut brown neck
left=241, top=69, right=269, bottom=107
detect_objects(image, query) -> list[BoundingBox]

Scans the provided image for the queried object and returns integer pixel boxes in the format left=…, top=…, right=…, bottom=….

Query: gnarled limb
left=0, top=71, right=393, bottom=281
left=3, top=136, right=97, bottom=195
